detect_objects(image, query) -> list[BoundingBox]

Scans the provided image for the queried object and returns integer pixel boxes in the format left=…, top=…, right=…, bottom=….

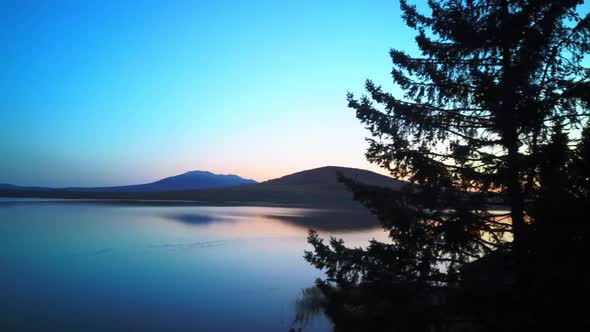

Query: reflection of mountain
left=0, top=166, right=405, bottom=210
left=164, top=206, right=383, bottom=232
left=165, top=214, right=224, bottom=225
left=165, top=210, right=381, bottom=232
left=266, top=209, right=382, bottom=231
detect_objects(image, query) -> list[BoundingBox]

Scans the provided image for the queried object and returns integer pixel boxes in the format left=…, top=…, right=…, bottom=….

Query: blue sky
left=5, top=1, right=586, bottom=187
left=1, top=0, right=421, bottom=186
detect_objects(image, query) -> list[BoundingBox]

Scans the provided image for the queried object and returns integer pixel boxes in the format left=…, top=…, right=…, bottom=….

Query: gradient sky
left=1, top=1, right=453, bottom=186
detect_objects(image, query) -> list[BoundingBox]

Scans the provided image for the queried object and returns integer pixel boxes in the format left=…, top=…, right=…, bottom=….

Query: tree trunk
left=500, top=0, right=526, bottom=291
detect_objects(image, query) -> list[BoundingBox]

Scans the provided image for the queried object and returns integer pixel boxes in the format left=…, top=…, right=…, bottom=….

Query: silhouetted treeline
left=304, top=1, right=590, bottom=331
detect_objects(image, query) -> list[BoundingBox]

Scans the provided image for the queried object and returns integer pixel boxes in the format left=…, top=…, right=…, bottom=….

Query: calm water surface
left=0, top=199, right=386, bottom=331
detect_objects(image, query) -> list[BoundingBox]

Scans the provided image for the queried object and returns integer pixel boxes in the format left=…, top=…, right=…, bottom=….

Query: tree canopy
left=305, top=1, right=590, bottom=331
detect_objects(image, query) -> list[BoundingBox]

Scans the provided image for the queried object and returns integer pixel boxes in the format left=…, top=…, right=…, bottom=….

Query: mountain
left=263, top=166, right=403, bottom=189
left=0, top=184, right=53, bottom=191
left=0, top=166, right=405, bottom=208
left=1, top=171, right=257, bottom=193
left=189, top=165, right=405, bottom=207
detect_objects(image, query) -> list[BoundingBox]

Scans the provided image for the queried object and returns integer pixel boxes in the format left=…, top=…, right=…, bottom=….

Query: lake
left=0, top=199, right=387, bottom=331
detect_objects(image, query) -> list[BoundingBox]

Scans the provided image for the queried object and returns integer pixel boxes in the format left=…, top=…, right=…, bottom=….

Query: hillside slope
left=0, top=166, right=406, bottom=208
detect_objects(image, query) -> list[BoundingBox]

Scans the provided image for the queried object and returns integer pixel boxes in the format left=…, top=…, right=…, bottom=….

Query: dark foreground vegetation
left=303, top=1, right=590, bottom=331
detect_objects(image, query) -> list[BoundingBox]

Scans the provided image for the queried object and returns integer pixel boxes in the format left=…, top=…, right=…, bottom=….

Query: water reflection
left=0, top=199, right=386, bottom=332
left=166, top=213, right=228, bottom=225
left=149, top=240, right=230, bottom=250
left=164, top=206, right=381, bottom=232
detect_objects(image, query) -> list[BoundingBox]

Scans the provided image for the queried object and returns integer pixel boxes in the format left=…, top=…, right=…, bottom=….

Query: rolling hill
left=0, top=166, right=406, bottom=208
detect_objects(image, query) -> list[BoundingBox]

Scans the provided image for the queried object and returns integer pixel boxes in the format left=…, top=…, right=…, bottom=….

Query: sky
left=2, top=1, right=589, bottom=187
left=1, top=0, right=426, bottom=187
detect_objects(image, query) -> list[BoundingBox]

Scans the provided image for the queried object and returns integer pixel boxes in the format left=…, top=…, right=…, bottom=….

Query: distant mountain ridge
left=2, top=171, right=258, bottom=193
left=0, top=166, right=406, bottom=209
left=0, top=184, right=52, bottom=191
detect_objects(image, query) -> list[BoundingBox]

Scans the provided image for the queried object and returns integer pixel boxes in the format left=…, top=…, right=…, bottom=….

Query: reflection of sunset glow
left=207, top=216, right=311, bottom=238
left=151, top=206, right=389, bottom=250
left=206, top=216, right=389, bottom=244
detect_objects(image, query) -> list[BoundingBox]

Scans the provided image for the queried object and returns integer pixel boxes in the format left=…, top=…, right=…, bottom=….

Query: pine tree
left=305, top=1, right=590, bottom=330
